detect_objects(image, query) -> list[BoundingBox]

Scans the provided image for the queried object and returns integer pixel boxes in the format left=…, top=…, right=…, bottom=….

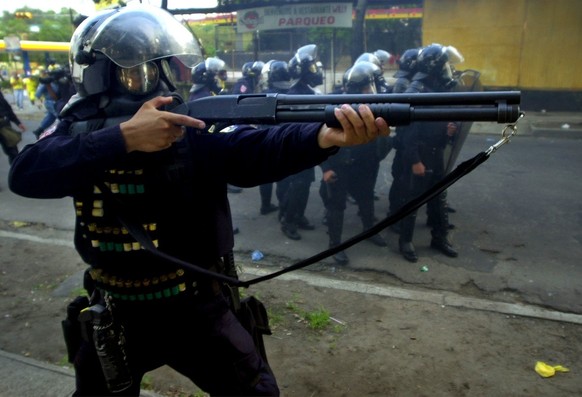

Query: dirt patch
left=1, top=228, right=581, bottom=397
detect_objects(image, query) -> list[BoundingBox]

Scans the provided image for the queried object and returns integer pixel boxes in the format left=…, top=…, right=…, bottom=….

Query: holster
left=222, top=252, right=273, bottom=369
left=237, top=296, right=273, bottom=369
left=61, top=295, right=90, bottom=363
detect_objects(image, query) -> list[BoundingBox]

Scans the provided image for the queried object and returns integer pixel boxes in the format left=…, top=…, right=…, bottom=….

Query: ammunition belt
left=89, top=267, right=208, bottom=302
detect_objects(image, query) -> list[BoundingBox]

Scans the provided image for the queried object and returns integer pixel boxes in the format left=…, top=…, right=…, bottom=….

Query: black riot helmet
left=343, top=62, right=377, bottom=95
left=394, top=48, right=421, bottom=78
left=268, top=60, right=292, bottom=91
left=415, top=44, right=450, bottom=79
left=355, top=56, right=388, bottom=93
left=242, top=61, right=265, bottom=78
left=191, top=57, right=226, bottom=94
left=69, top=4, right=203, bottom=98
left=288, top=44, right=323, bottom=87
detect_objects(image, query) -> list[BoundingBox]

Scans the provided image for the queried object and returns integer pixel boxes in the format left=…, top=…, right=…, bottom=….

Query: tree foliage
left=1, top=8, right=77, bottom=66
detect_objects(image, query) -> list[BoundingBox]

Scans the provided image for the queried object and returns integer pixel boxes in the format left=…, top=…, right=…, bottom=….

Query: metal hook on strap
left=486, top=112, right=525, bottom=156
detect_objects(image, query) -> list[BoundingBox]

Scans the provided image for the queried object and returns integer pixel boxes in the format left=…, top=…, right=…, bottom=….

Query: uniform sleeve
left=193, top=122, right=337, bottom=187
left=9, top=122, right=128, bottom=198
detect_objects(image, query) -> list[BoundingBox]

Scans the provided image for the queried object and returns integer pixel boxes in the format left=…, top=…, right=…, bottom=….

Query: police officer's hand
left=322, top=170, right=338, bottom=183
left=317, top=104, right=390, bottom=149
left=447, top=122, right=458, bottom=137
left=120, top=96, right=206, bottom=153
left=412, top=161, right=426, bottom=176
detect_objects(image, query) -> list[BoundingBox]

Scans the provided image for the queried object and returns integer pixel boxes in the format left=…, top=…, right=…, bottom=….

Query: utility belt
left=88, top=267, right=221, bottom=303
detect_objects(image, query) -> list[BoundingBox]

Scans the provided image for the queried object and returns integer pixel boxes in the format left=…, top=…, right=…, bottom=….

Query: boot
left=360, top=206, right=387, bottom=247
left=367, top=233, right=387, bottom=247
left=399, top=239, right=418, bottom=263
left=430, top=238, right=458, bottom=257
left=331, top=248, right=349, bottom=265
left=281, top=222, right=301, bottom=240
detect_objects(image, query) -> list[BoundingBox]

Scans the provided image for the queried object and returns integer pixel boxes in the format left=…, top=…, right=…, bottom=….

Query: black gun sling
left=93, top=149, right=490, bottom=288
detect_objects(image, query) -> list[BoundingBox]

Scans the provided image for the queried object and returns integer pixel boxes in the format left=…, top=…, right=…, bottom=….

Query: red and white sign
left=237, top=3, right=353, bottom=33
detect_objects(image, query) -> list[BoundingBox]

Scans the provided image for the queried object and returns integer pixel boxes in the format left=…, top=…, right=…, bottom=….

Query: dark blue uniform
left=278, top=82, right=318, bottom=238
left=396, top=81, right=455, bottom=257
left=9, top=97, right=335, bottom=396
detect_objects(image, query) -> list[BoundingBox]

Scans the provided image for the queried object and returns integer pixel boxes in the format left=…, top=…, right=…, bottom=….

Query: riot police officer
left=396, top=43, right=459, bottom=262
left=232, top=60, right=264, bottom=94
left=278, top=45, right=323, bottom=240
left=9, top=6, right=391, bottom=395
left=188, top=57, right=227, bottom=101
left=321, top=62, right=388, bottom=264
left=388, top=47, right=422, bottom=229
left=259, top=60, right=293, bottom=215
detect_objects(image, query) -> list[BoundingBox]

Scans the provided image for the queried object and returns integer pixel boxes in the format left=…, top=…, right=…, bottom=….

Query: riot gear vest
left=63, top=93, right=203, bottom=297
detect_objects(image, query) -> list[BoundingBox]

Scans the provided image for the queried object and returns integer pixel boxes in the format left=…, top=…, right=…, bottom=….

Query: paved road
left=1, top=105, right=581, bottom=315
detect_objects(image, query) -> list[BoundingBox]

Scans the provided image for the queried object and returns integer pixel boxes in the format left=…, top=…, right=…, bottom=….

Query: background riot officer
left=257, top=60, right=294, bottom=216
left=232, top=60, right=264, bottom=94
left=388, top=47, right=422, bottom=230
left=188, top=57, right=227, bottom=101
left=396, top=43, right=459, bottom=262
left=278, top=44, right=323, bottom=240
left=320, top=62, right=388, bottom=264
left=287, top=44, right=324, bottom=95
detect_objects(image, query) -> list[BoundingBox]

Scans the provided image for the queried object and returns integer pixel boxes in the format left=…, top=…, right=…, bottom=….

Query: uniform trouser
left=322, top=164, right=377, bottom=245
left=399, top=146, right=448, bottom=243
left=259, top=183, right=274, bottom=208
left=280, top=168, right=314, bottom=225
left=72, top=292, right=278, bottom=397
left=388, top=149, right=404, bottom=214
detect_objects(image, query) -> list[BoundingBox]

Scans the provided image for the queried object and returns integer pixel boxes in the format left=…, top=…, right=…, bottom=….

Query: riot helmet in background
left=355, top=52, right=382, bottom=69
left=416, top=44, right=452, bottom=79
left=69, top=4, right=203, bottom=98
left=241, top=60, right=265, bottom=91
left=355, top=56, right=388, bottom=93
left=414, top=43, right=455, bottom=89
left=373, top=49, right=392, bottom=71
left=242, top=61, right=265, bottom=78
left=343, top=62, right=377, bottom=94
left=394, top=48, right=421, bottom=78
left=288, top=44, right=323, bottom=87
left=191, top=57, right=226, bottom=94
left=268, top=60, right=293, bottom=91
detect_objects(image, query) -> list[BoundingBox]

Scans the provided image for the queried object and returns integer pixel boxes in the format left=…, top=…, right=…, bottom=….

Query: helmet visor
left=116, top=61, right=159, bottom=95
left=91, top=5, right=203, bottom=68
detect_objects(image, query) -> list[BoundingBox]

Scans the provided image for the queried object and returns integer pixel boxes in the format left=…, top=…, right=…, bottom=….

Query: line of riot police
left=187, top=42, right=473, bottom=264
